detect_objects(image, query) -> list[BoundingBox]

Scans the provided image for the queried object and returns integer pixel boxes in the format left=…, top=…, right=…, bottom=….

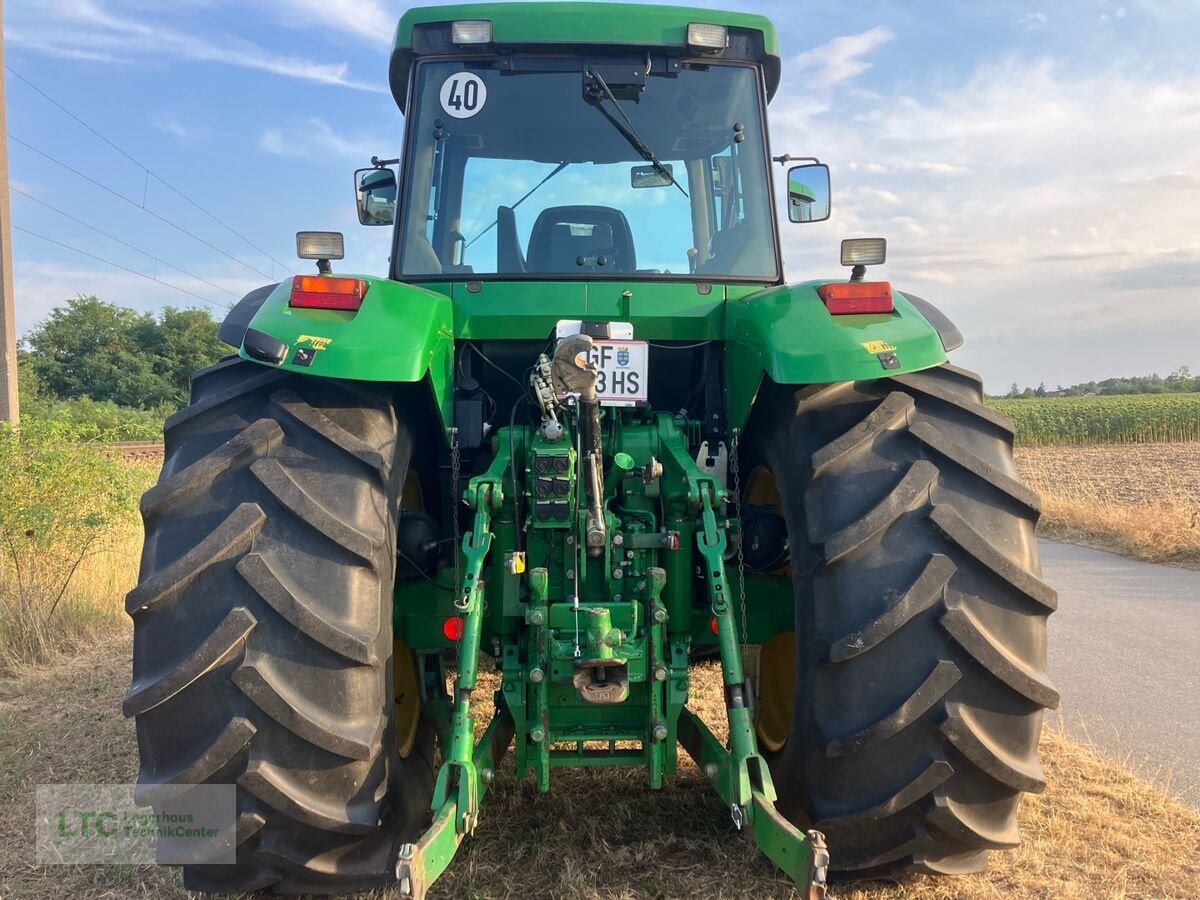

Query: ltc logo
left=616, top=346, right=630, bottom=367
left=297, top=334, right=333, bottom=351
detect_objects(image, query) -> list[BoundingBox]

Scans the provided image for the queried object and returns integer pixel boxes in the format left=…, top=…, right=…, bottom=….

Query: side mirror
left=355, top=167, right=397, bottom=226
left=786, top=163, right=831, bottom=223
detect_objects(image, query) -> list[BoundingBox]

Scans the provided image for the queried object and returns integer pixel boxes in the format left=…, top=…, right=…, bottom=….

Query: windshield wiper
left=464, top=160, right=570, bottom=250
left=585, top=67, right=688, bottom=199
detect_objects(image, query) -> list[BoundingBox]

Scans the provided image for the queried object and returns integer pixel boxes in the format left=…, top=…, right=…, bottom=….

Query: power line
left=11, top=186, right=243, bottom=299
left=5, top=64, right=294, bottom=278
left=10, top=134, right=277, bottom=282
left=13, top=224, right=224, bottom=309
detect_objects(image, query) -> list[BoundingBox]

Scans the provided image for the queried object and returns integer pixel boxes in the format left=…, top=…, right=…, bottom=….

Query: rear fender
left=229, top=277, right=455, bottom=433
left=725, top=279, right=951, bottom=429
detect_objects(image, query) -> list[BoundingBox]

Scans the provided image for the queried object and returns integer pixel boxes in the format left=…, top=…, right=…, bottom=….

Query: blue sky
left=6, top=0, right=1200, bottom=389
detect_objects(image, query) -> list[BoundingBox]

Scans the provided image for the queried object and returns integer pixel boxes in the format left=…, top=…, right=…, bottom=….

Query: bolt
left=566, top=535, right=575, bottom=545
left=481, top=768, right=494, bottom=784
left=612, top=593, right=623, bottom=602
left=653, top=665, right=668, bottom=682
left=612, top=568, right=623, bottom=579
left=704, top=762, right=718, bottom=780
left=528, top=608, right=546, bottom=625
left=637, top=580, right=646, bottom=591
left=566, top=568, right=575, bottom=581
left=653, top=606, right=668, bottom=624
left=613, top=533, right=624, bottom=546
left=652, top=723, right=668, bottom=742
left=530, top=726, right=545, bottom=743
left=530, top=667, right=545, bottom=684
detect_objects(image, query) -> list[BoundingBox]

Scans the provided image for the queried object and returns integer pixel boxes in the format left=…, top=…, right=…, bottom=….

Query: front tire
left=125, top=358, right=434, bottom=894
left=749, top=364, right=1058, bottom=876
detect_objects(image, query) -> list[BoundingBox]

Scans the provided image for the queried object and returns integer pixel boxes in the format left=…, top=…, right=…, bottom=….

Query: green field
left=988, top=393, right=1200, bottom=446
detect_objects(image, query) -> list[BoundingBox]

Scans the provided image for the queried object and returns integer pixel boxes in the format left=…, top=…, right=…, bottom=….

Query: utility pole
left=0, top=0, right=18, bottom=424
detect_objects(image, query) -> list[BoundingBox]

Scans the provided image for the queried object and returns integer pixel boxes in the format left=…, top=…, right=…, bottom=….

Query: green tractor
left=125, top=3, right=1057, bottom=896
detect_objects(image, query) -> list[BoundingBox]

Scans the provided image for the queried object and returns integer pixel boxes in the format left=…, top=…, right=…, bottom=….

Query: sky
left=5, top=0, right=1200, bottom=390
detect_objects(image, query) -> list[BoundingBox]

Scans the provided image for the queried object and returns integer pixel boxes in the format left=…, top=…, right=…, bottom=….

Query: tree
left=135, top=307, right=229, bottom=407
left=23, top=296, right=225, bottom=409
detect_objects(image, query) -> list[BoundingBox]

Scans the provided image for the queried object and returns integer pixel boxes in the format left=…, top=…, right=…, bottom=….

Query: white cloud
left=259, top=117, right=386, bottom=164
left=7, top=0, right=384, bottom=92
left=772, top=56, right=1200, bottom=387
left=1016, top=12, right=1049, bottom=30
left=151, top=116, right=190, bottom=140
left=790, top=26, right=895, bottom=89
left=258, top=0, right=398, bottom=46
left=11, top=258, right=253, bottom=336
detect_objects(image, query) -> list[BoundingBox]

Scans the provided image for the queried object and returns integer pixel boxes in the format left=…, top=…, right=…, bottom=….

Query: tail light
left=442, top=616, right=465, bottom=641
left=289, top=275, right=368, bottom=311
left=818, top=281, right=895, bottom=315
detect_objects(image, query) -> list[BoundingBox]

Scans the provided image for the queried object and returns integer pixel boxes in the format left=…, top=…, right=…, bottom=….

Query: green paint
left=725, top=280, right=949, bottom=428
left=394, top=3, right=779, bottom=69
left=239, top=275, right=454, bottom=429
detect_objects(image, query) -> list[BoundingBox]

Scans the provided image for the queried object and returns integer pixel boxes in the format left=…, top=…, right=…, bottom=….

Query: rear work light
left=818, top=281, right=895, bottom=315
left=452, top=19, right=492, bottom=44
left=688, top=22, right=728, bottom=50
left=289, top=275, right=368, bottom=311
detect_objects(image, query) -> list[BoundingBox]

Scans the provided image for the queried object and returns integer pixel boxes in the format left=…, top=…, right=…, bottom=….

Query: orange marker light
left=289, top=274, right=369, bottom=311
left=818, top=281, right=894, bottom=315
left=442, top=616, right=465, bottom=641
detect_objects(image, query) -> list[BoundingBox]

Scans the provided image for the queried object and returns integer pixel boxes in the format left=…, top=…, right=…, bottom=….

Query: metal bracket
left=678, top=709, right=829, bottom=896
left=695, top=485, right=776, bottom=815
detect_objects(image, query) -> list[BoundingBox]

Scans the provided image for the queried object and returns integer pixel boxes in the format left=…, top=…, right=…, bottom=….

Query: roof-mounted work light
left=687, top=22, right=728, bottom=50
left=840, top=237, right=887, bottom=268
left=452, top=20, right=492, bottom=44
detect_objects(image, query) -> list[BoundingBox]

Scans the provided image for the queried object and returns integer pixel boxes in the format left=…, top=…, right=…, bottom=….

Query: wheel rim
left=757, top=630, right=796, bottom=752
left=394, top=469, right=427, bottom=758
left=743, top=464, right=796, bottom=751
left=393, top=637, right=422, bottom=758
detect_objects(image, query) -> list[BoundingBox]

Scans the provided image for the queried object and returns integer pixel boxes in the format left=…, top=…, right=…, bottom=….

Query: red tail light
left=289, top=275, right=368, bottom=311
left=442, top=616, right=464, bottom=641
left=818, top=281, right=894, bottom=315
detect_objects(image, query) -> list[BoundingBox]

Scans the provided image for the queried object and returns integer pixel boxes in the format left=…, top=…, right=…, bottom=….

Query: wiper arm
left=464, top=160, right=570, bottom=250
left=585, top=67, right=688, bottom=198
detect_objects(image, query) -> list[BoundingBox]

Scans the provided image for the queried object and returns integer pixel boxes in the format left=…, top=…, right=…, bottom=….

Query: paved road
left=1041, top=540, right=1200, bottom=809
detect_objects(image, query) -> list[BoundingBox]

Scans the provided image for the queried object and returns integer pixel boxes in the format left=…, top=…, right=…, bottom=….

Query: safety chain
left=730, top=431, right=749, bottom=656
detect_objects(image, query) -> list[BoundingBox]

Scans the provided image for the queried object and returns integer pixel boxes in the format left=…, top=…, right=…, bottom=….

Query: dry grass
left=0, top=529, right=143, bottom=673
left=1015, top=443, right=1200, bottom=567
left=1, top=639, right=1197, bottom=900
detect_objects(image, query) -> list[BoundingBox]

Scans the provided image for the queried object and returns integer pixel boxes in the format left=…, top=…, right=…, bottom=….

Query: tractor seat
left=527, top=206, right=636, bottom=273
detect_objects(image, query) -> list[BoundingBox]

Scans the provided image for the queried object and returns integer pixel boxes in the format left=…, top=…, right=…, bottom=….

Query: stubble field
left=1015, top=442, right=1200, bottom=566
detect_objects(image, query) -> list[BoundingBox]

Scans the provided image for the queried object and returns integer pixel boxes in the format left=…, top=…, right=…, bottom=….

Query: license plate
left=589, top=340, right=648, bottom=406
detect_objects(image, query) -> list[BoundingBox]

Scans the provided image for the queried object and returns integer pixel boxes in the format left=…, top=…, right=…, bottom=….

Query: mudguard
left=228, top=276, right=455, bottom=430
left=724, top=279, right=953, bottom=429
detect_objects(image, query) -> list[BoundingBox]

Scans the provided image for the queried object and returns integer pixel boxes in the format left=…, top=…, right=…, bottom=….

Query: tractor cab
left=356, top=4, right=827, bottom=285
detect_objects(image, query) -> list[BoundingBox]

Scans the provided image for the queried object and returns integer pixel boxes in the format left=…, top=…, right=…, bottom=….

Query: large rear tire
left=124, top=358, right=434, bottom=894
left=748, top=364, right=1058, bottom=876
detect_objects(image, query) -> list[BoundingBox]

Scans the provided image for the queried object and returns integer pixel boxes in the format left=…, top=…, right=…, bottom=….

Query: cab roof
left=390, top=2, right=780, bottom=111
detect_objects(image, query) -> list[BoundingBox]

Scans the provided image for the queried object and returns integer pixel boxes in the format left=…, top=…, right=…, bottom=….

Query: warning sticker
left=862, top=340, right=897, bottom=354
left=439, top=73, right=487, bottom=119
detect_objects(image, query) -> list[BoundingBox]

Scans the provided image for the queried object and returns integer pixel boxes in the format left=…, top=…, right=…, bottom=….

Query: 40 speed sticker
left=440, top=73, right=487, bottom=119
